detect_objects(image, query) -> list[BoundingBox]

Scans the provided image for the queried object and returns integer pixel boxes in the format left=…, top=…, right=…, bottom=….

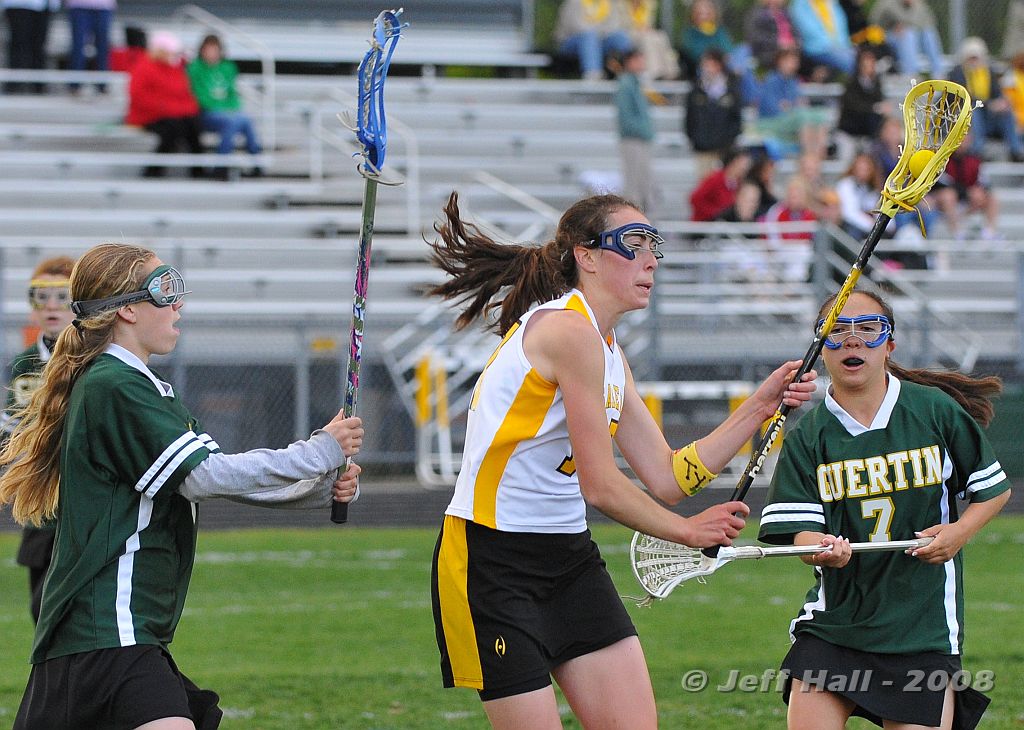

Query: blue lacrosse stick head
left=356, top=9, right=405, bottom=175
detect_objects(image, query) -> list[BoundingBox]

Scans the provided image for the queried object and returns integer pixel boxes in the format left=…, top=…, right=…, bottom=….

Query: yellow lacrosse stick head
left=878, top=80, right=973, bottom=222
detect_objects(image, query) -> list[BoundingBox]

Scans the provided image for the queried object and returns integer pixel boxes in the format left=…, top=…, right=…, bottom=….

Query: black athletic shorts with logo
left=14, top=644, right=223, bottom=730
left=782, top=632, right=990, bottom=730
left=431, top=515, right=638, bottom=701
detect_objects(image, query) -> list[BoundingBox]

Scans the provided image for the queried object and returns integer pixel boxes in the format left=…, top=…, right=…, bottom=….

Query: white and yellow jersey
left=446, top=289, right=625, bottom=533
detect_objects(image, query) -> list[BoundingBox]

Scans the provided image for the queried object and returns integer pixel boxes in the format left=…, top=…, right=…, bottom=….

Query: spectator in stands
left=869, top=114, right=902, bottom=175
left=796, top=149, right=829, bottom=215
left=187, top=33, right=263, bottom=179
left=714, top=179, right=770, bottom=281
left=949, top=37, right=1024, bottom=162
left=837, top=47, right=892, bottom=142
left=747, top=153, right=779, bottom=217
left=679, top=0, right=734, bottom=80
left=684, top=48, right=744, bottom=178
left=752, top=47, right=831, bottom=158
left=835, top=152, right=893, bottom=241
left=764, top=176, right=817, bottom=280
left=612, top=48, right=655, bottom=212
left=933, top=132, right=1002, bottom=241
left=109, top=24, right=146, bottom=72
left=2, top=0, right=58, bottom=94
left=622, top=0, right=680, bottom=81
left=1002, top=49, right=1024, bottom=145
left=6, top=255, right=76, bottom=624
left=65, top=0, right=116, bottom=95
left=869, top=0, right=943, bottom=79
left=714, top=178, right=762, bottom=226
left=555, top=0, right=633, bottom=82
left=839, top=0, right=889, bottom=60
left=1003, top=0, right=1024, bottom=61
left=789, top=0, right=855, bottom=78
left=744, top=0, right=801, bottom=73
left=689, top=146, right=752, bottom=222
left=125, top=29, right=204, bottom=178
left=817, top=186, right=843, bottom=226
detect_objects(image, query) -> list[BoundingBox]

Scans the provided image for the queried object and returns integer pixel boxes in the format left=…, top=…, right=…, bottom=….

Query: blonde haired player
left=428, top=192, right=817, bottom=729
left=2, top=243, right=363, bottom=730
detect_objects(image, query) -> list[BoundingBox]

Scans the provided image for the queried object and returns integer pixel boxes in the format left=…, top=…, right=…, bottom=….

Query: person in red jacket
left=689, top=147, right=753, bottom=221
left=125, top=29, right=204, bottom=178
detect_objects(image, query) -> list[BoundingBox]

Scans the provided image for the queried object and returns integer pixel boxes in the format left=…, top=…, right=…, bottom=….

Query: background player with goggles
left=28, top=278, right=72, bottom=310
left=818, top=314, right=894, bottom=349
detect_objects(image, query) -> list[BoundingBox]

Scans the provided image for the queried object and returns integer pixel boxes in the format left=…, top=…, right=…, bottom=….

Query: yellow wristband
left=671, top=441, right=718, bottom=496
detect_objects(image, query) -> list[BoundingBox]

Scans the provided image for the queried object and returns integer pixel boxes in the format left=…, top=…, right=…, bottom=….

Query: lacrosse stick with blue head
left=331, top=9, right=406, bottom=525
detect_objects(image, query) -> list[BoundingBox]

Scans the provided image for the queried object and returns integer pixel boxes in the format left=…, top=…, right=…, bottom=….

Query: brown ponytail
left=428, top=191, right=638, bottom=334
left=819, top=289, right=1002, bottom=427
left=886, top=361, right=1002, bottom=427
left=0, top=243, right=156, bottom=525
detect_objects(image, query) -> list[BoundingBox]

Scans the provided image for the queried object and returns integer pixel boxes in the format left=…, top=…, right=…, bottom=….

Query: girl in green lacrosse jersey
left=0, top=243, right=363, bottom=730
left=427, top=192, right=817, bottom=729
left=759, top=289, right=1011, bottom=730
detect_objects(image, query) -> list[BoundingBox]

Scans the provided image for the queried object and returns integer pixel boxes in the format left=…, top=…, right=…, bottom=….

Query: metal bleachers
left=1, top=6, right=1022, bottom=382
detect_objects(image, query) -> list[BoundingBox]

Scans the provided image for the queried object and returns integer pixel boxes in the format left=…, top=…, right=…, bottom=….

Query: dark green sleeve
left=758, top=414, right=829, bottom=544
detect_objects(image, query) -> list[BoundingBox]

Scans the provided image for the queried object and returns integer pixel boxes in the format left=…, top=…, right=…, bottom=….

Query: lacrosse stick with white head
left=630, top=533, right=934, bottom=606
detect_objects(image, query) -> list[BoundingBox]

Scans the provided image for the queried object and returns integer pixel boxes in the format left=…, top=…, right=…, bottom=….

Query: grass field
left=2, top=517, right=1022, bottom=729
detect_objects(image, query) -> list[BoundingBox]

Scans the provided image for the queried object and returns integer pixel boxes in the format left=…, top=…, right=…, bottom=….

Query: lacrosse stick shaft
left=331, top=177, right=378, bottom=525
left=735, top=537, right=934, bottom=559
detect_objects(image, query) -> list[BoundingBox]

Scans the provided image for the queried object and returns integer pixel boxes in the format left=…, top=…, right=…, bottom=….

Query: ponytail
left=887, top=362, right=1002, bottom=427
left=0, top=243, right=155, bottom=525
left=428, top=191, right=636, bottom=334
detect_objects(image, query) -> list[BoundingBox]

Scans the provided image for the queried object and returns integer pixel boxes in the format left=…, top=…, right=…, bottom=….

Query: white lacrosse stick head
left=630, top=532, right=732, bottom=603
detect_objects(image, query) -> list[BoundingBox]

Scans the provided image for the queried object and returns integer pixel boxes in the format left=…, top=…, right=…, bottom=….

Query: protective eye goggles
left=28, top=279, right=71, bottom=310
left=71, top=265, right=190, bottom=319
left=591, top=223, right=664, bottom=260
left=818, top=315, right=894, bottom=350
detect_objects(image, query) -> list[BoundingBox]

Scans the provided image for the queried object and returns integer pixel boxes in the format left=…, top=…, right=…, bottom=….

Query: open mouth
left=842, top=356, right=865, bottom=367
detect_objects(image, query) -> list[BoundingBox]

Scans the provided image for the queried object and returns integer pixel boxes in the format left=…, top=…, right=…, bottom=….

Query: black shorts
left=431, top=515, right=637, bottom=701
left=781, top=633, right=990, bottom=730
left=13, top=645, right=223, bottom=730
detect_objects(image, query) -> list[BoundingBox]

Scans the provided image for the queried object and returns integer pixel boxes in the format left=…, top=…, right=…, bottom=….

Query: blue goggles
left=818, top=315, right=894, bottom=350
left=591, top=223, right=664, bottom=260
left=71, top=265, right=191, bottom=319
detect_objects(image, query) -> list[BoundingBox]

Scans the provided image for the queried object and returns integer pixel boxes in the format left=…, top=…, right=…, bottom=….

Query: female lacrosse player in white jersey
left=427, top=191, right=817, bottom=729
left=0, top=243, right=363, bottom=730
left=759, top=289, right=1010, bottom=730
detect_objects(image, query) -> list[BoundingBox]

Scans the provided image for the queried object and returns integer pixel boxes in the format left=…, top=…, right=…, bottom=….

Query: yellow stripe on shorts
left=438, top=515, right=483, bottom=689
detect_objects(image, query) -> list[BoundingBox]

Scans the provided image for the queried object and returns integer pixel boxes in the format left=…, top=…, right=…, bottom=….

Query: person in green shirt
left=759, top=289, right=1010, bottom=730
left=1, top=243, right=362, bottom=730
left=186, top=34, right=261, bottom=166
left=6, top=255, right=75, bottom=624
